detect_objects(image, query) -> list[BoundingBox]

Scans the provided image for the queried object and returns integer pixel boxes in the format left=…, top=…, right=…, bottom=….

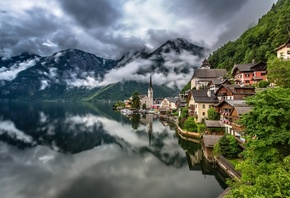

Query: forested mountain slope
left=208, top=0, right=290, bottom=71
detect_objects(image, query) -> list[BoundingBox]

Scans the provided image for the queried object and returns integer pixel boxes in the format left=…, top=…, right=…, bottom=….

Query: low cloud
left=0, top=58, right=38, bottom=81
left=0, top=120, right=34, bottom=143
left=99, top=50, right=203, bottom=90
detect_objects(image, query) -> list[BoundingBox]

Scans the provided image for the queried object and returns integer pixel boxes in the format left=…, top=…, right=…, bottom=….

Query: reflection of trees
left=130, top=114, right=140, bottom=129
left=177, top=135, right=201, bottom=155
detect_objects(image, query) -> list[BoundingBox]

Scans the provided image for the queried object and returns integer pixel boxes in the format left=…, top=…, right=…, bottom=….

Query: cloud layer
left=0, top=0, right=277, bottom=58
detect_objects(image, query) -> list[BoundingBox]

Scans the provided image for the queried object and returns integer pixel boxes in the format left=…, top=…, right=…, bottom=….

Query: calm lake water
left=0, top=102, right=227, bottom=198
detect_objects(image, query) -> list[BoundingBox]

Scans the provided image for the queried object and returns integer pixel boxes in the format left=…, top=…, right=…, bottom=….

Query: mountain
left=208, top=0, right=290, bottom=71
left=0, top=38, right=205, bottom=101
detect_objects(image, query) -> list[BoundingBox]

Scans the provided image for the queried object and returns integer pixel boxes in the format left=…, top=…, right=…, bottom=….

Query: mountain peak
left=152, top=37, right=204, bottom=56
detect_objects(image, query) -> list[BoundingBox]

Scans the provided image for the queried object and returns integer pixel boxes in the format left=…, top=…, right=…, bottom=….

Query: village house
left=213, top=100, right=252, bottom=143
left=202, top=135, right=223, bottom=162
left=160, top=97, right=179, bottom=111
left=215, top=84, right=255, bottom=101
left=276, top=39, right=290, bottom=60
left=191, top=59, right=227, bottom=90
left=187, top=90, right=219, bottom=123
left=207, top=79, right=231, bottom=92
left=204, top=120, right=225, bottom=135
left=231, top=62, right=267, bottom=86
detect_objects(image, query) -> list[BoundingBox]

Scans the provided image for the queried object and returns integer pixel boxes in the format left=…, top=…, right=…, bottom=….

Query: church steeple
left=200, top=59, right=211, bottom=69
left=148, top=75, right=153, bottom=108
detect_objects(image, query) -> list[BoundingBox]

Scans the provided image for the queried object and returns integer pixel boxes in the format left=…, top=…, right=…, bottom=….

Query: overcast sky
left=0, top=0, right=277, bottom=59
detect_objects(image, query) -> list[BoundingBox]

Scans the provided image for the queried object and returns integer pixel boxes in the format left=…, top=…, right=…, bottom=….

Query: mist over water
left=0, top=102, right=225, bottom=198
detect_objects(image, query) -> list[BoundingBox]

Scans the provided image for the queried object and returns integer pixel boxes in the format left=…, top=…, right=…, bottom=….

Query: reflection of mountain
left=0, top=102, right=186, bottom=168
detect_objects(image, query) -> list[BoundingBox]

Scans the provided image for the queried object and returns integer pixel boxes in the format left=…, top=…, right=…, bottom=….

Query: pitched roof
left=215, top=84, right=255, bottom=96
left=190, top=90, right=218, bottom=103
left=200, top=59, right=211, bottom=68
left=192, top=69, right=227, bottom=78
left=231, top=62, right=267, bottom=76
left=165, top=97, right=179, bottom=103
left=205, top=120, right=225, bottom=128
left=235, top=106, right=252, bottom=115
left=203, top=135, right=223, bottom=147
left=215, top=100, right=250, bottom=108
left=275, top=39, right=290, bottom=51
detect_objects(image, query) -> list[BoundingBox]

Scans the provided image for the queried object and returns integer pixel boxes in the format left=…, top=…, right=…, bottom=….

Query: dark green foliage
left=207, top=107, right=220, bottom=120
left=131, top=114, right=140, bottom=129
left=183, top=117, right=198, bottom=132
left=177, top=136, right=201, bottom=155
left=86, top=81, right=178, bottom=101
left=142, top=103, right=146, bottom=110
left=267, top=58, right=290, bottom=88
left=179, top=107, right=188, bottom=128
left=114, top=101, right=125, bottom=108
left=208, top=127, right=224, bottom=134
left=227, top=87, right=290, bottom=197
left=215, top=134, right=240, bottom=159
left=131, top=91, right=140, bottom=109
left=180, top=80, right=191, bottom=94
left=208, top=0, right=290, bottom=70
left=241, top=87, right=290, bottom=162
left=257, top=80, right=270, bottom=88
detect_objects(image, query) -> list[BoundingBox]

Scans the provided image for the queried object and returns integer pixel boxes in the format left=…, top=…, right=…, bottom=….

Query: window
left=245, top=80, right=250, bottom=83
left=287, top=50, right=290, bottom=55
left=245, top=74, right=251, bottom=77
left=202, top=104, right=205, bottom=109
left=202, top=112, right=205, bottom=116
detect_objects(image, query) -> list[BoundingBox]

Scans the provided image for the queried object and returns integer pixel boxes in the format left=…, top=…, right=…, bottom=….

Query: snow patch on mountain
left=40, top=80, right=50, bottom=90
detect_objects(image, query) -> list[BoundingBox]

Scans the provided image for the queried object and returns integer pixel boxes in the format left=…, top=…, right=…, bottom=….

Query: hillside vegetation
left=208, top=0, right=290, bottom=71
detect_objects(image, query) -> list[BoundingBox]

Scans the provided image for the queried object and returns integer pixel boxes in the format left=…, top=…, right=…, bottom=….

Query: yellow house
left=188, top=90, right=218, bottom=123
left=276, top=39, right=290, bottom=60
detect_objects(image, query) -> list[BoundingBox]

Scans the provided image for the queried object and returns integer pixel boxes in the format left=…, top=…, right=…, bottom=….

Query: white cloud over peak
left=0, top=59, right=38, bottom=81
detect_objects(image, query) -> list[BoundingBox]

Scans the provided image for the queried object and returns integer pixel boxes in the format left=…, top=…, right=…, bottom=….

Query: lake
left=0, top=102, right=227, bottom=198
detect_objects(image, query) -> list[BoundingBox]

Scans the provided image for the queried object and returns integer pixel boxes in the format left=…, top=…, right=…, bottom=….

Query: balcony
left=231, top=122, right=246, bottom=132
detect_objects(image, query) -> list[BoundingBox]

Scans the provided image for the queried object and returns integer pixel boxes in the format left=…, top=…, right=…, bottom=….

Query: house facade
left=214, top=100, right=252, bottom=142
left=207, top=79, right=231, bottom=92
left=215, top=84, right=255, bottom=101
left=191, top=59, right=227, bottom=90
left=276, top=39, right=290, bottom=60
left=188, top=90, right=218, bottom=123
left=231, top=62, right=267, bottom=85
left=160, top=97, right=179, bottom=110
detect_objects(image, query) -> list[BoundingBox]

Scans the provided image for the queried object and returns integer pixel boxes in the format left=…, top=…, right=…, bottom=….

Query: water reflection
left=177, top=135, right=228, bottom=189
left=0, top=102, right=225, bottom=198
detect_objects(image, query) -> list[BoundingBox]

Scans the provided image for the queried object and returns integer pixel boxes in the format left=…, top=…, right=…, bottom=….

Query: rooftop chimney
left=207, top=89, right=211, bottom=97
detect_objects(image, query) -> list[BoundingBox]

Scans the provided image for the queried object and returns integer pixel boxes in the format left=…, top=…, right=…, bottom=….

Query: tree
left=226, top=88, right=290, bottom=197
left=142, top=103, right=146, bottom=110
left=214, top=134, right=240, bottom=159
left=267, top=58, right=290, bottom=88
left=131, top=91, right=140, bottom=109
left=257, top=80, right=270, bottom=88
left=180, top=80, right=191, bottom=94
left=183, top=117, right=198, bottom=132
left=131, top=114, right=140, bottom=130
left=207, top=107, right=220, bottom=120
